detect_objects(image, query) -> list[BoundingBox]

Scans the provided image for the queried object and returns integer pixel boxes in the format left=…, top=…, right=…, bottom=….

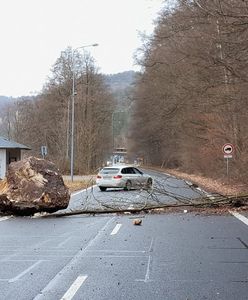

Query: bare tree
left=4, top=48, right=114, bottom=174
left=131, top=0, right=248, bottom=181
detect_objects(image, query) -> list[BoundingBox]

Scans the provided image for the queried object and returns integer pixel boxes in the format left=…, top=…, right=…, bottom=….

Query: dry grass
left=64, top=179, right=95, bottom=193
left=146, top=166, right=248, bottom=196
left=164, top=169, right=247, bottom=196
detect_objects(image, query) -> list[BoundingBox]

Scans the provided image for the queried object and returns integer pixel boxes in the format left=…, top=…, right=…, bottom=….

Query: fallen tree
left=44, top=175, right=247, bottom=217
left=46, top=193, right=248, bottom=218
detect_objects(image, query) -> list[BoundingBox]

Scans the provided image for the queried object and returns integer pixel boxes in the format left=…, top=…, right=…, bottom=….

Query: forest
left=1, top=0, right=248, bottom=183
left=130, top=0, right=248, bottom=182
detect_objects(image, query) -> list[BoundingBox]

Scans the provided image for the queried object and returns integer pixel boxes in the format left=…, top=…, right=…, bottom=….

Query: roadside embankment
left=144, top=165, right=247, bottom=196
left=63, top=175, right=95, bottom=192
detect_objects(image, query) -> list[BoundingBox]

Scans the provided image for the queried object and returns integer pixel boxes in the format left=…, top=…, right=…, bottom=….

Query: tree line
left=131, top=0, right=248, bottom=181
left=2, top=0, right=248, bottom=180
left=1, top=48, right=114, bottom=174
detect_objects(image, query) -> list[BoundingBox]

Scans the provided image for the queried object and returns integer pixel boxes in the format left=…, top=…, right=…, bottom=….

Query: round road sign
left=222, top=143, right=234, bottom=155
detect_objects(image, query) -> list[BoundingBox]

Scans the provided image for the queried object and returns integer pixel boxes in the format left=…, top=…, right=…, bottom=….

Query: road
left=63, top=169, right=205, bottom=213
left=0, top=170, right=247, bottom=300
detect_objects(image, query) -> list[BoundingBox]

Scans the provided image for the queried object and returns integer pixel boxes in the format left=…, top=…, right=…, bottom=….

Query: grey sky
left=0, top=0, right=164, bottom=97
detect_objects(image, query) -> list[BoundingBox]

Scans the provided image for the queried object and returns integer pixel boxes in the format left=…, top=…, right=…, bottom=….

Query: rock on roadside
left=0, top=156, right=70, bottom=215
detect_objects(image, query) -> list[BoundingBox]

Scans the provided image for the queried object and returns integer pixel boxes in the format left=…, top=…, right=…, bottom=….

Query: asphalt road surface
left=62, top=169, right=206, bottom=213
left=1, top=211, right=248, bottom=300
left=0, top=170, right=248, bottom=300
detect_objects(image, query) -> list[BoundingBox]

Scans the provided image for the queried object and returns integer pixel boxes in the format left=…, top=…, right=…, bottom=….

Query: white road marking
left=201, top=189, right=216, bottom=200
left=33, top=217, right=115, bottom=299
left=0, top=253, right=17, bottom=262
left=110, top=223, right=122, bottom=235
left=0, top=248, right=76, bottom=252
left=136, top=255, right=152, bottom=283
left=60, top=275, right=88, bottom=300
left=144, top=255, right=151, bottom=282
left=56, top=237, right=73, bottom=248
left=148, top=238, right=154, bottom=252
left=8, top=260, right=43, bottom=283
left=31, top=238, right=53, bottom=248
left=136, top=238, right=154, bottom=283
left=185, top=180, right=193, bottom=186
left=0, top=216, right=12, bottom=222
left=85, top=255, right=147, bottom=258
left=163, top=172, right=176, bottom=178
left=7, top=259, right=48, bottom=262
left=85, top=249, right=146, bottom=253
left=230, top=211, right=248, bottom=226
left=72, top=185, right=97, bottom=197
left=205, top=193, right=216, bottom=200
left=1, top=255, right=74, bottom=259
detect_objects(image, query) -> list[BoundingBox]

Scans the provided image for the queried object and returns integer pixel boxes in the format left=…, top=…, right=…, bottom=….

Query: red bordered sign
left=222, top=143, right=234, bottom=155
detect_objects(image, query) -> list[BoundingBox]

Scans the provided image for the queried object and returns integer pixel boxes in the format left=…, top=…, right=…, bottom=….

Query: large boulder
left=0, top=157, right=70, bottom=215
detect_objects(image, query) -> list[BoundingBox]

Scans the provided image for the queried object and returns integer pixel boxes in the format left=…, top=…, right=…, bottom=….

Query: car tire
left=146, top=178, right=153, bottom=189
left=99, top=186, right=107, bottom=192
left=124, top=180, right=132, bottom=191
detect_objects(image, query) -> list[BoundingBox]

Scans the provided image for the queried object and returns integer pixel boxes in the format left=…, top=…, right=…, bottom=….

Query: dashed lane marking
left=110, top=223, right=122, bottom=235
left=56, top=237, right=73, bottom=248
left=8, top=260, right=43, bottom=283
left=85, top=249, right=146, bottom=253
left=60, top=275, right=88, bottom=300
left=84, top=255, right=147, bottom=258
left=230, top=211, right=248, bottom=226
left=33, top=217, right=115, bottom=299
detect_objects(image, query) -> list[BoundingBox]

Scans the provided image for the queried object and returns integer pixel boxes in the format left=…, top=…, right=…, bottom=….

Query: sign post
left=222, top=143, right=234, bottom=177
left=41, top=145, right=48, bottom=159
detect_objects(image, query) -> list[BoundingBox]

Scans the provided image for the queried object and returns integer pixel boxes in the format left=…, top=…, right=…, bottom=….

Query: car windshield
left=100, top=168, right=120, bottom=175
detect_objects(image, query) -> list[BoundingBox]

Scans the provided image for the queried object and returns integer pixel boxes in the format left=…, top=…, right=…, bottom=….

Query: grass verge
left=64, top=179, right=95, bottom=193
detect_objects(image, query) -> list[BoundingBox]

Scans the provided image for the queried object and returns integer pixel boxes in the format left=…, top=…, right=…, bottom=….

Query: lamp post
left=70, top=43, right=98, bottom=182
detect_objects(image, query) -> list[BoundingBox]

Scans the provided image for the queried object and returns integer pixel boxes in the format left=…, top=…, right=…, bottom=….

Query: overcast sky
left=0, top=0, right=164, bottom=97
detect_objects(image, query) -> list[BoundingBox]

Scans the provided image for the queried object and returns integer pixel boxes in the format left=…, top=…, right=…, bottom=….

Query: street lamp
left=70, top=43, right=98, bottom=182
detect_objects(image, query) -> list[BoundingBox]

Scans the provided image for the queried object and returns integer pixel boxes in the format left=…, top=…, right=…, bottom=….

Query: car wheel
left=99, top=186, right=107, bottom=192
left=146, top=178, right=153, bottom=189
left=124, top=180, right=132, bottom=191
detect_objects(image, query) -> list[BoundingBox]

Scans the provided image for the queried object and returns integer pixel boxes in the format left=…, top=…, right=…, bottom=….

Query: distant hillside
left=104, top=71, right=137, bottom=91
left=0, top=95, right=35, bottom=110
left=103, top=70, right=139, bottom=111
left=103, top=71, right=138, bottom=148
left=0, top=96, right=12, bottom=110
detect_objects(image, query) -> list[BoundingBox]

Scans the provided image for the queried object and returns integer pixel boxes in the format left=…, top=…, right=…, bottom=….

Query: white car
left=96, top=165, right=153, bottom=191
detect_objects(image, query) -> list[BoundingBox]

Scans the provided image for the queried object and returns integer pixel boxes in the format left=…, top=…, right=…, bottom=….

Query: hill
left=103, top=70, right=138, bottom=110
left=0, top=96, right=12, bottom=110
left=104, top=71, right=137, bottom=92
left=103, top=71, right=138, bottom=148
